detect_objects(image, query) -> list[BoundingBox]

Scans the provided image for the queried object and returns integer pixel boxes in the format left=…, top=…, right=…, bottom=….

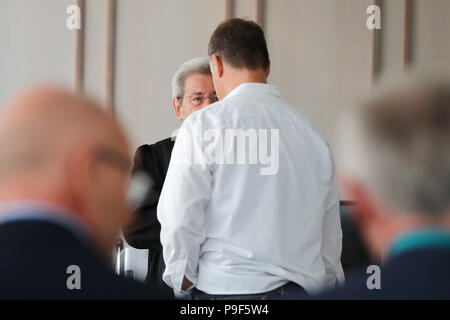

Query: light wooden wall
left=1, top=0, right=450, bottom=158
left=0, top=0, right=76, bottom=104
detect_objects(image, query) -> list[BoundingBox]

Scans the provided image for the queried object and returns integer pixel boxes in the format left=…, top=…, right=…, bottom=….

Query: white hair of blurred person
left=338, top=74, right=450, bottom=218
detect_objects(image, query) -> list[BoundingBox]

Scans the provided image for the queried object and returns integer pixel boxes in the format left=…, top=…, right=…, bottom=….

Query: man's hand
left=182, top=276, right=193, bottom=290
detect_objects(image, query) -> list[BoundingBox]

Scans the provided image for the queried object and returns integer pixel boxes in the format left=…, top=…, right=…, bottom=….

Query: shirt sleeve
left=157, top=119, right=211, bottom=295
left=321, top=157, right=345, bottom=288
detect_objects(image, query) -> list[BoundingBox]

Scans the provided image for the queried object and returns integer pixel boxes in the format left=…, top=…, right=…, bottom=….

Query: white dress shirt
left=158, top=83, right=344, bottom=296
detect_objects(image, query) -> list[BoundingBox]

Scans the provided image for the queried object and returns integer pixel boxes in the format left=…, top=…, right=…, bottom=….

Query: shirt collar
left=388, top=228, right=450, bottom=258
left=0, top=200, right=92, bottom=245
left=222, top=82, right=281, bottom=101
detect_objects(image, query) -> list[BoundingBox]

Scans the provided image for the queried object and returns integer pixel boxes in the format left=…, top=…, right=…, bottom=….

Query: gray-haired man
left=316, top=76, right=450, bottom=299
left=123, top=57, right=217, bottom=292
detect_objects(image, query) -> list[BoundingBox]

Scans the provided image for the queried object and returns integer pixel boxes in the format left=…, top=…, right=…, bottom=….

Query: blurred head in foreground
left=0, top=86, right=132, bottom=257
left=338, top=75, right=450, bottom=259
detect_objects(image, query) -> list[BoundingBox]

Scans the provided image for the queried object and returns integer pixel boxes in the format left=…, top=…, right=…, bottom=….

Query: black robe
left=123, top=137, right=175, bottom=294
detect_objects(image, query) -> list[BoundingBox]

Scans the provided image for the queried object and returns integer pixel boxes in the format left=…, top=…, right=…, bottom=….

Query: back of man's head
left=208, top=18, right=269, bottom=71
left=208, top=18, right=270, bottom=99
left=0, top=85, right=132, bottom=256
left=340, top=76, right=450, bottom=216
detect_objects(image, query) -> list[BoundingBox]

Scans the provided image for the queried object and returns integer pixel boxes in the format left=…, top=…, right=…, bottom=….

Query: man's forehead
left=184, top=74, right=214, bottom=91
left=188, top=90, right=216, bottom=97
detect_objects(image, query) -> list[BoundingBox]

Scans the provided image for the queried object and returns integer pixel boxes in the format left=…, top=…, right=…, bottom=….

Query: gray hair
left=338, top=75, right=450, bottom=216
left=171, top=57, right=211, bottom=100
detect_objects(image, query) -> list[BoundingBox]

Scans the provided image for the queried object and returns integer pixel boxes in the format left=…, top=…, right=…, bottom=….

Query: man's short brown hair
left=208, top=18, right=270, bottom=71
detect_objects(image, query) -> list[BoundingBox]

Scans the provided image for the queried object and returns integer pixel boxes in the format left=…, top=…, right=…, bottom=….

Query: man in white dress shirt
left=158, top=18, right=344, bottom=299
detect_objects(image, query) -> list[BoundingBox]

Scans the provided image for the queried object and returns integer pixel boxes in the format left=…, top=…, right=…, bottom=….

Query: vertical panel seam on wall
left=225, top=0, right=233, bottom=20
left=75, top=0, right=85, bottom=94
left=106, top=0, right=117, bottom=114
left=255, top=0, right=264, bottom=28
left=403, top=0, right=413, bottom=69
left=371, top=0, right=382, bottom=83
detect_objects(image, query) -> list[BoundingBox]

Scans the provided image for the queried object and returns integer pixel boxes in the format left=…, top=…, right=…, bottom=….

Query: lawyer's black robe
left=123, top=137, right=175, bottom=294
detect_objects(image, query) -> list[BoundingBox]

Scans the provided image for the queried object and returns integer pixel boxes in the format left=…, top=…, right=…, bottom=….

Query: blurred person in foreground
left=316, top=76, right=450, bottom=299
left=158, top=18, right=344, bottom=299
left=0, top=86, right=172, bottom=300
left=123, top=57, right=217, bottom=293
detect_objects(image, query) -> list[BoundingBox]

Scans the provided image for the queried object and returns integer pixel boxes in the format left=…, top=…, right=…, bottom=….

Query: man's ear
left=64, top=147, right=96, bottom=212
left=265, top=60, right=271, bottom=78
left=341, top=176, right=377, bottom=229
left=211, top=54, right=224, bottom=78
left=172, top=99, right=183, bottom=121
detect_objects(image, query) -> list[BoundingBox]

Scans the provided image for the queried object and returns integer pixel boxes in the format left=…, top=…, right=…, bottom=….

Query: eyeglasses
left=180, top=95, right=219, bottom=106
left=94, top=145, right=131, bottom=173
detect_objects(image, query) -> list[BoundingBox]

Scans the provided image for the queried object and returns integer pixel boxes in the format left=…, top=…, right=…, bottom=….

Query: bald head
left=0, top=85, right=132, bottom=256
left=0, top=86, right=128, bottom=180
